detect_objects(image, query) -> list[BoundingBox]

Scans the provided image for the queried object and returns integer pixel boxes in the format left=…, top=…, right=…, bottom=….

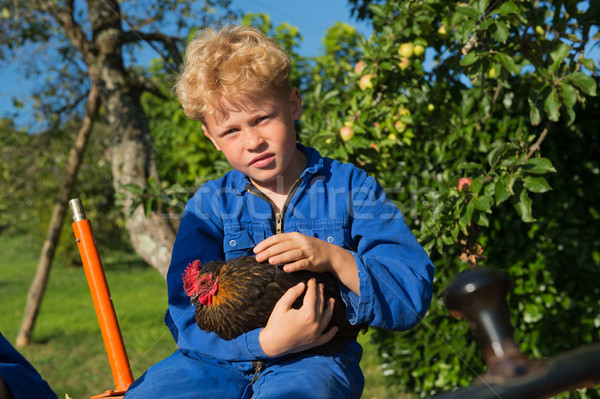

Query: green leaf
left=487, top=142, right=509, bottom=168
left=460, top=201, right=475, bottom=229
left=456, top=5, right=480, bottom=19
left=567, top=72, right=597, bottom=96
left=369, top=4, right=387, bottom=18
left=442, top=233, right=454, bottom=245
left=564, top=105, right=576, bottom=126
left=523, top=176, right=552, bottom=193
left=322, top=90, right=340, bottom=102
left=494, top=178, right=512, bottom=205
left=559, top=81, right=577, bottom=107
left=121, top=183, right=145, bottom=196
left=458, top=20, right=476, bottom=42
left=495, top=1, right=519, bottom=15
left=495, top=52, right=520, bottom=74
left=528, top=83, right=547, bottom=126
left=475, top=0, right=489, bottom=13
left=521, top=157, right=556, bottom=174
left=451, top=224, right=460, bottom=241
left=491, top=21, right=509, bottom=44
left=528, top=99, right=542, bottom=125
left=461, top=51, right=479, bottom=66
left=475, top=211, right=489, bottom=227
left=501, top=173, right=518, bottom=193
left=457, top=161, right=480, bottom=170
left=549, top=42, right=570, bottom=71
left=472, top=195, right=493, bottom=213
left=144, top=198, right=153, bottom=217
left=513, top=187, right=535, bottom=222
left=469, top=177, right=484, bottom=195
left=543, top=87, right=561, bottom=122
left=499, top=156, right=522, bottom=168
left=580, top=57, right=597, bottom=73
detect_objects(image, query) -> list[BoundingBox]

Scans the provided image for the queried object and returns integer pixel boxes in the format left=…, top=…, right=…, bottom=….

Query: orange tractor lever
left=69, top=198, right=134, bottom=398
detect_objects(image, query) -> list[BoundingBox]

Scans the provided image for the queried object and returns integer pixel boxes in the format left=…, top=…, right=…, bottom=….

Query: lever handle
left=444, top=267, right=543, bottom=383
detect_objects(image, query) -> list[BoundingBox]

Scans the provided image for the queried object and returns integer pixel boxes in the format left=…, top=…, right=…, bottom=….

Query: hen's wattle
left=182, top=256, right=367, bottom=356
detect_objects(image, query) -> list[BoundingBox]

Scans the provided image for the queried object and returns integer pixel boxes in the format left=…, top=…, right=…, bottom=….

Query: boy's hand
left=254, top=232, right=334, bottom=273
left=254, top=232, right=360, bottom=294
left=259, top=279, right=337, bottom=357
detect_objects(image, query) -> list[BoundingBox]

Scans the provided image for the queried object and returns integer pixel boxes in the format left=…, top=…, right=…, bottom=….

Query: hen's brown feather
left=185, top=256, right=367, bottom=355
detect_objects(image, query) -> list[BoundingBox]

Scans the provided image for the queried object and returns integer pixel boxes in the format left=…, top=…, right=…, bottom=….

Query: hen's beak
left=190, top=294, right=198, bottom=305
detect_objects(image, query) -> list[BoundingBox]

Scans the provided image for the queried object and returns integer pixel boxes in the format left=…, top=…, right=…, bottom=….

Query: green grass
left=1, top=234, right=176, bottom=399
left=1, top=233, right=401, bottom=398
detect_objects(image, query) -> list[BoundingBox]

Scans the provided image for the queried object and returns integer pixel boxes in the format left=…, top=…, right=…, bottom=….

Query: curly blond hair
left=175, top=25, right=292, bottom=122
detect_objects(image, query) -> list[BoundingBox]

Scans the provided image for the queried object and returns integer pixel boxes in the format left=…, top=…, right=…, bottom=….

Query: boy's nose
left=240, top=128, right=264, bottom=150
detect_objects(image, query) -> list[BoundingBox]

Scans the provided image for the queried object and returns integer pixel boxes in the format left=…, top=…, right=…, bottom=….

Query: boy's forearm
left=328, top=245, right=360, bottom=296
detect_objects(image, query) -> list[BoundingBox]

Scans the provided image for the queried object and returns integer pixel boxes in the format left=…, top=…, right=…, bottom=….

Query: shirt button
left=229, top=240, right=237, bottom=247
left=326, top=236, right=334, bottom=243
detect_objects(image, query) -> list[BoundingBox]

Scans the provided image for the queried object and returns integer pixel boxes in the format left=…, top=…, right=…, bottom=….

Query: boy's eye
left=222, top=128, right=238, bottom=136
left=256, top=115, right=269, bottom=124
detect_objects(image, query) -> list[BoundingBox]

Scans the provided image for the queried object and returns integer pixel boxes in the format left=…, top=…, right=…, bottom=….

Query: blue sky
left=0, top=0, right=370, bottom=129
left=232, top=0, right=373, bottom=57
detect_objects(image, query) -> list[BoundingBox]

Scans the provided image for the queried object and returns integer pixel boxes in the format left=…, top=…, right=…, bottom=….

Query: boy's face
left=202, top=87, right=304, bottom=192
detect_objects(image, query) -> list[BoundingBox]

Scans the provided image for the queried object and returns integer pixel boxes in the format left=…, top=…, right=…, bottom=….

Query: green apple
left=397, top=108, right=411, bottom=117
left=535, top=25, right=545, bottom=36
left=398, top=43, right=414, bottom=58
left=394, top=120, right=407, bottom=133
left=413, top=44, right=425, bottom=57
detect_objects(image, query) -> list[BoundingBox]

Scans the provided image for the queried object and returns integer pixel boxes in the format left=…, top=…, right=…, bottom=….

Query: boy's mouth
left=250, top=153, right=275, bottom=167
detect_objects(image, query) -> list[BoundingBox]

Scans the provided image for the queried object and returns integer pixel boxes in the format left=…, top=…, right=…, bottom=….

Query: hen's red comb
left=182, top=259, right=202, bottom=297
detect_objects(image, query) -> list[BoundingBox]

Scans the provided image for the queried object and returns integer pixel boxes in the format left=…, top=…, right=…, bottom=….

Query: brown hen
left=182, top=256, right=367, bottom=356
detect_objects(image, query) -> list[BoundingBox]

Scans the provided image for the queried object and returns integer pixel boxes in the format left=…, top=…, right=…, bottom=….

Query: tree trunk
left=86, top=0, right=175, bottom=278
left=33, top=0, right=177, bottom=279
left=16, top=85, right=101, bottom=348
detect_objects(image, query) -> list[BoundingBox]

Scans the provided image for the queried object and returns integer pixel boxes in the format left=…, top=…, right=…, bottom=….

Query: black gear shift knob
left=444, top=267, right=543, bottom=383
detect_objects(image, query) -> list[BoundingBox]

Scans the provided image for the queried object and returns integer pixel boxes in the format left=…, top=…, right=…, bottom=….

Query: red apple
left=340, top=125, right=355, bottom=142
left=354, top=61, right=367, bottom=75
left=359, top=74, right=374, bottom=90
left=398, top=57, right=410, bottom=71
left=458, top=177, right=472, bottom=192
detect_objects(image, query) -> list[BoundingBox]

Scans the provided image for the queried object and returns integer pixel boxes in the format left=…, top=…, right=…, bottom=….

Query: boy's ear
left=202, top=124, right=222, bottom=151
left=290, top=87, right=302, bottom=120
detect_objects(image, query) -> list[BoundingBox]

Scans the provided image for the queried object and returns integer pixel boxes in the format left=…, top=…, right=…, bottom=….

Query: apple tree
left=100, top=4, right=598, bottom=396
left=298, top=0, right=599, bottom=397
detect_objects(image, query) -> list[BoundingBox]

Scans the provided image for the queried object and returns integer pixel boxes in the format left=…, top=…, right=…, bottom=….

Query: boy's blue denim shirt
left=165, top=143, right=434, bottom=361
left=0, top=333, right=57, bottom=399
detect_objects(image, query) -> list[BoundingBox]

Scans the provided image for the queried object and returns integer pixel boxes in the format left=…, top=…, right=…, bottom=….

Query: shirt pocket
left=222, top=228, right=267, bottom=260
left=297, top=220, right=352, bottom=250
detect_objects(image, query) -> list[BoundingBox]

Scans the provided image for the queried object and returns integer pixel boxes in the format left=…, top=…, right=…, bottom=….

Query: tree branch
left=32, top=0, right=92, bottom=61
left=462, top=34, right=479, bottom=55
left=526, top=125, right=550, bottom=161
left=122, top=31, right=183, bottom=67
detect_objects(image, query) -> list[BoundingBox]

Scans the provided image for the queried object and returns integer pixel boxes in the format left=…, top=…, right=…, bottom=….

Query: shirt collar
left=229, top=143, right=324, bottom=194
